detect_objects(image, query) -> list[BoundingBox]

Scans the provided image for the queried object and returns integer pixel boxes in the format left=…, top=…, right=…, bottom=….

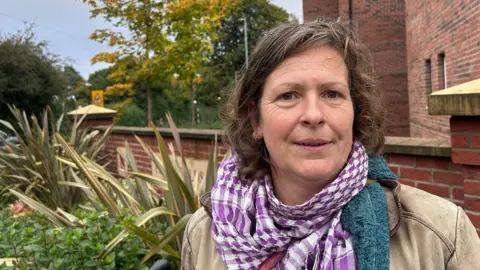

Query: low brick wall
left=98, top=127, right=229, bottom=176
left=382, top=136, right=464, bottom=206
left=389, top=154, right=464, bottom=205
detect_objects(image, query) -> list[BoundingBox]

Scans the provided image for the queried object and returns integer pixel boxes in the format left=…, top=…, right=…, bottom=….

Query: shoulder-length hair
left=221, top=18, right=386, bottom=178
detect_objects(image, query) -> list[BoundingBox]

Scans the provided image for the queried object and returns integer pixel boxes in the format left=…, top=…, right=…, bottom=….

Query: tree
left=61, top=65, right=90, bottom=108
left=0, top=26, right=66, bottom=121
left=197, top=0, right=293, bottom=106
left=88, top=67, right=114, bottom=91
left=69, top=66, right=116, bottom=106
left=63, top=66, right=85, bottom=92
left=84, top=0, right=237, bottom=125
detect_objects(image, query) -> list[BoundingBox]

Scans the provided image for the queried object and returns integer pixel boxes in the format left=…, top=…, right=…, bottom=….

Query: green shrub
left=2, top=115, right=227, bottom=267
left=0, top=207, right=165, bottom=269
left=50, top=116, right=227, bottom=265
left=116, top=103, right=147, bottom=127
left=0, top=105, right=113, bottom=209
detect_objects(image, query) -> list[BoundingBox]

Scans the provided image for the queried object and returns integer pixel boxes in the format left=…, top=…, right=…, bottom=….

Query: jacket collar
left=201, top=191, right=213, bottom=218
left=378, top=179, right=402, bottom=236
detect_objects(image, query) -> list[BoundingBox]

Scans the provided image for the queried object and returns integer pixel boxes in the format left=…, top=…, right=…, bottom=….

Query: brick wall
left=304, top=0, right=480, bottom=138
left=405, top=0, right=480, bottom=138
left=449, top=116, right=480, bottom=233
left=99, top=128, right=229, bottom=175
left=386, top=154, right=464, bottom=206
left=303, top=0, right=338, bottom=21
left=82, top=118, right=116, bottom=127
left=303, top=0, right=410, bottom=137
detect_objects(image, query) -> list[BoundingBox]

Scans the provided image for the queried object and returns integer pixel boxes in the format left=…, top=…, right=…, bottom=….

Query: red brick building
left=303, top=0, right=480, bottom=138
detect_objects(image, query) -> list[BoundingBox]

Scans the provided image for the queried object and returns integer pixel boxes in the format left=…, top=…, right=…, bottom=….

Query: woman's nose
left=299, top=96, right=325, bottom=127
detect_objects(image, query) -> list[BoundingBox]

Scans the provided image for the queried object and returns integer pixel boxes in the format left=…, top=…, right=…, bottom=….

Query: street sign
left=91, top=90, right=104, bottom=107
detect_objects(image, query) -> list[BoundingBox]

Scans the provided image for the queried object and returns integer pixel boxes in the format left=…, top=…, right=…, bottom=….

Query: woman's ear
left=248, top=102, right=262, bottom=140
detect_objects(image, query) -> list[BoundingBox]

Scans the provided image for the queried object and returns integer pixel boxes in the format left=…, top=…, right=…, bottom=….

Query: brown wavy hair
left=220, top=18, right=386, bottom=177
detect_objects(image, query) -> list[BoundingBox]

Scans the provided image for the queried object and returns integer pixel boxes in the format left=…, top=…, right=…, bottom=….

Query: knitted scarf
left=211, top=140, right=368, bottom=269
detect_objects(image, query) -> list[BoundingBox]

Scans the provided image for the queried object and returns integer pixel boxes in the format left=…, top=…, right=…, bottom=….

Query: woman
left=181, top=19, right=480, bottom=269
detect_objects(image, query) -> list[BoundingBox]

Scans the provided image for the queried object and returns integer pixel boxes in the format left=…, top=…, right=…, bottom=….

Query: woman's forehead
left=264, top=47, right=348, bottom=88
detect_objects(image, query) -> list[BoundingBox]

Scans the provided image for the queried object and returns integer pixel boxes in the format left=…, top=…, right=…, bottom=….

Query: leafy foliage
left=0, top=25, right=66, bottom=122
left=49, top=115, right=226, bottom=265
left=0, top=207, right=159, bottom=269
left=63, top=66, right=85, bottom=93
left=69, top=67, right=117, bottom=107
left=120, top=115, right=229, bottom=264
left=1, top=105, right=227, bottom=266
left=88, top=67, right=115, bottom=92
left=0, top=105, right=112, bottom=210
left=116, top=103, right=147, bottom=127
left=198, top=0, right=294, bottom=106
left=84, top=0, right=237, bottom=122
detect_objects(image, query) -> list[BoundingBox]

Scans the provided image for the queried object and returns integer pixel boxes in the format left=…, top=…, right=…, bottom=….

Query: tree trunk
left=147, top=87, right=152, bottom=123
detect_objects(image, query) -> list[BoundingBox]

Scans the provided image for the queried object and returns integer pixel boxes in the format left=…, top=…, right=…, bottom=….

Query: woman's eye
left=324, top=91, right=342, bottom=99
left=279, top=92, right=297, bottom=101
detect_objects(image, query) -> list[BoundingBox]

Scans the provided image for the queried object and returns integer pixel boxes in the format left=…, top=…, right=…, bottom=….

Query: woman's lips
left=294, top=141, right=332, bottom=152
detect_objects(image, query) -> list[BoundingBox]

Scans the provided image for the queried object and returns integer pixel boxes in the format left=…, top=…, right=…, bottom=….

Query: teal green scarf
left=341, top=155, right=397, bottom=270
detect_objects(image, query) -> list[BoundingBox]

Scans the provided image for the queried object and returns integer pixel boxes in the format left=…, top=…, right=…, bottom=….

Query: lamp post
left=242, top=12, right=248, bottom=68
left=235, top=12, right=248, bottom=82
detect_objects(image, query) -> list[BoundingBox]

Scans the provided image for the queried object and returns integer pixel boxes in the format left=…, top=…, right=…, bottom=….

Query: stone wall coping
left=97, top=125, right=223, bottom=140
left=428, top=78, right=480, bottom=116
left=384, top=136, right=451, bottom=157
left=96, top=126, right=452, bottom=157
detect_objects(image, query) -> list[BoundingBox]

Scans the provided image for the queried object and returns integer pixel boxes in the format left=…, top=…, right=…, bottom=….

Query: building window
left=425, top=59, right=432, bottom=94
left=438, top=53, right=447, bottom=89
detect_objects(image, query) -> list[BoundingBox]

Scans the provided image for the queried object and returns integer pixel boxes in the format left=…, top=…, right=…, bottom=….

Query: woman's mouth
left=296, top=142, right=328, bottom=146
left=295, top=139, right=332, bottom=152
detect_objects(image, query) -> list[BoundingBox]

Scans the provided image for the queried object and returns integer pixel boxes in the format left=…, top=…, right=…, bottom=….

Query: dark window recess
left=425, top=59, right=432, bottom=94
left=438, top=53, right=447, bottom=89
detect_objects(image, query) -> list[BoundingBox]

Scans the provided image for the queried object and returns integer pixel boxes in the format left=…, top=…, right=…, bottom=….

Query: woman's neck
left=271, top=173, right=331, bottom=206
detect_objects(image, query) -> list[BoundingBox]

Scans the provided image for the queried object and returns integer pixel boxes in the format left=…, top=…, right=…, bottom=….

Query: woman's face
left=256, top=46, right=354, bottom=187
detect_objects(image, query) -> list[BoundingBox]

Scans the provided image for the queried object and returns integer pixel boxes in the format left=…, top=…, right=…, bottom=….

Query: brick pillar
left=450, top=116, right=480, bottom=234
left=67, top=104, right=117, bottom=129
left=429, top=79, right=480, bottom=234
left=80, top=117, right=115, bottom=128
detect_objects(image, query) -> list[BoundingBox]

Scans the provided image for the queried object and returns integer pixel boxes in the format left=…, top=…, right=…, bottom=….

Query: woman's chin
left=295, top=167, right=338, bottom=186
left=291, top=154, right=349, bottom=182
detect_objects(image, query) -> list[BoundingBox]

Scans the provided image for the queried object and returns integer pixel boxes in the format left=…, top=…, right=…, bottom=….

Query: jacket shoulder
left=399, top=184, right=459, bottom=242
left=182, top=207, right=225, bottom=270
left=184, top=207, right=212, bottom=252
left=187, top=207, right=211, bottom=233
left=392, top=184, right=480, bottom=269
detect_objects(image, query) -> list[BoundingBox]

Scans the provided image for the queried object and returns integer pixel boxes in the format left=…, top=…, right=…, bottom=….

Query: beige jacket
left=182, top=182, right=480, bottom=269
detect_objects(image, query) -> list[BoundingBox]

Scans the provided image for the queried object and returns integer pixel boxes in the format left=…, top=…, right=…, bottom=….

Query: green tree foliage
left=63, top=65, right=85, bottom=92
left=71, top=64, right=170, bottom=127
left=197, top=0, right=294, bottom=106
left=84, top=0, right=236, bottom=123
left=116, top=102, right=147, bottom=126
left=70, top=67, right=115, bottom=106
left=88, top=67, right=115, bottom=92
left=0, top=26, right=66, bottom=121
left=61, top=65, right=91, bottom=112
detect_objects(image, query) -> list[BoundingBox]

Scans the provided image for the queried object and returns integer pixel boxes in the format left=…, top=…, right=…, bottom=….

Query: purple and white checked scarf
left=211, top=140, right=368, bottom=269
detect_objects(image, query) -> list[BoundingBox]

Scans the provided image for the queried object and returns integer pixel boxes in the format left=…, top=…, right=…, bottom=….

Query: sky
left=0, top=0, right=303, bottom=79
